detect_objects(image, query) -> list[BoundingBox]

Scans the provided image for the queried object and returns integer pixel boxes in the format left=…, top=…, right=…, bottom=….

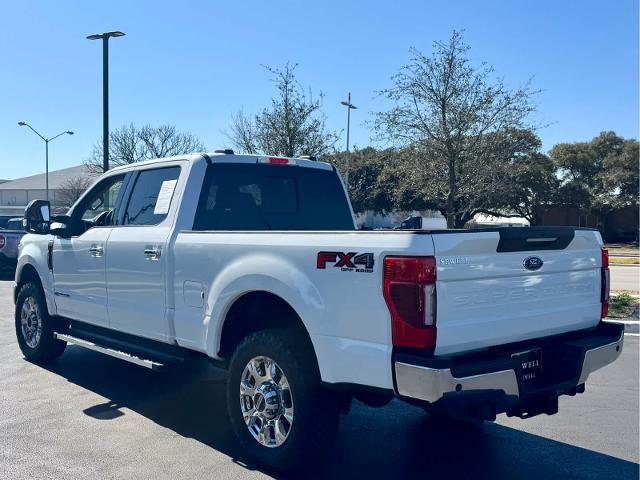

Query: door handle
left=89, top=245, right=104, bottom=257
left=143, top=247, right=161, bottom=260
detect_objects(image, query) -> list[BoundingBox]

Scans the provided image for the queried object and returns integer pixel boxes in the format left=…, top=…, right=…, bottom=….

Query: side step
left=54, top=332, right=180, bottom=371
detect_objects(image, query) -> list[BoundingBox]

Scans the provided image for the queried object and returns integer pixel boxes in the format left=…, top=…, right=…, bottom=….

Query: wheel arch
left=15, top=255, right=55, bottom=316
left=217, top=290, right=319, bottom=372
left=14, top=263, right=42, bottom=302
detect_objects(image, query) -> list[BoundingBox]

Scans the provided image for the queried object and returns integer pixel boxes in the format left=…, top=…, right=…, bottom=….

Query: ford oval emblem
left=523, top=256, right=543, bottom=271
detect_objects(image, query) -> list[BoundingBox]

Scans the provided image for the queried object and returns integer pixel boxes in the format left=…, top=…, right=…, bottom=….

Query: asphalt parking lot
left=0, top=276, right=638, bottom=479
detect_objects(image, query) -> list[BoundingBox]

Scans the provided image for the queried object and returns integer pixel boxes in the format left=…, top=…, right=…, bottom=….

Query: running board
left=54, top=333, right=168, bottom=371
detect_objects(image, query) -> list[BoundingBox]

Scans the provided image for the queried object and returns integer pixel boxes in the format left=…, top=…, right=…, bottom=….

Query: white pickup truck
left=14, top=152, right=623, bottom=471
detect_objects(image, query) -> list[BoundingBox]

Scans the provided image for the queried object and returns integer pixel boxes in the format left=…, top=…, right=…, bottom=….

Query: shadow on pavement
left=42, top=345, right=638, bottom=480
left=0, top=270, right=15, bottom=282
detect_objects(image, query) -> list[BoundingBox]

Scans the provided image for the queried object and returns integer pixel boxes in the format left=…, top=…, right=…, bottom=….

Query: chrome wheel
left=20, top=296, right=42, bottom=349
left=240, top=356, right=294, bottom=448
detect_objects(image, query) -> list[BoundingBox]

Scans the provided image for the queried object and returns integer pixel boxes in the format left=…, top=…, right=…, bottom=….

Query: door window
left=123, top=167, right=181, bottom=226
left=73, top=175, right=125, bottom=233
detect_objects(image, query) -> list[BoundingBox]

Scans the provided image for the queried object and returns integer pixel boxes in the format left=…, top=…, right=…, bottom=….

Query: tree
left=550, top=137, right=602, bottom=210
left=226, top=63, right=338, bottom=157
left=494, top=151, right=559, bottom=225
left=57, top=175, right=94, bottom=209
left=86, top=123, right=205, bottom=172
left=602, top=139, right=639, bottom=207
left=373, top=128, right=544, bottom=226
left=324, top=147, right=397, bottom=213
left=550, top=131, right=638, bottom=210
left=373, top=30, right=537, bottom=227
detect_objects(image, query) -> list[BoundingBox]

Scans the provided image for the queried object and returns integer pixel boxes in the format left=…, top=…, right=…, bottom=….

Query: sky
left=1, top=0, right=638, bottom=180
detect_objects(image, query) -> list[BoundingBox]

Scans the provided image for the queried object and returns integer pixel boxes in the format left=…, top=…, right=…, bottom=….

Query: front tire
left=226, top=329, right=339, bottom=472
left=15, top=282, right=66, bottom=363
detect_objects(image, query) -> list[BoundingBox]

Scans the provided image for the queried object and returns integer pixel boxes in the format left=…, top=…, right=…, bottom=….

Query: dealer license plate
left=512, top=348, right=543, bottom=382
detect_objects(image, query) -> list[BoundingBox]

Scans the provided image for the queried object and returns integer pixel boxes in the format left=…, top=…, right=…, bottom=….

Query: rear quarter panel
left=172, top=231, right=435, bottom=389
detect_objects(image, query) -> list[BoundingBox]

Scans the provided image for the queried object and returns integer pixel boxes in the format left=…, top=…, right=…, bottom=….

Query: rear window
left=193, top=164, right=354, bottom=231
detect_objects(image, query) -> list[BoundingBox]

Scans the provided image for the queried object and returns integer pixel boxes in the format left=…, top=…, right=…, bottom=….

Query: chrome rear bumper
left=395, top=363, right=520, bottom=403
left=577, top=331, right=624, bottom=384
left=394, top=325, right=624, bottom=405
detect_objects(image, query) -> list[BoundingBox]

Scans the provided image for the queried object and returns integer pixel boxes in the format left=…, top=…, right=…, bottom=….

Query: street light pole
left=45, top=139, right=48, bottom=199
left=87, top=31, right=126, bottom=172
left=340, top=92, right=357, bottom=186
left=18, top=122, right=74, bottom=203
left=103, top=36, right=109, bottom=174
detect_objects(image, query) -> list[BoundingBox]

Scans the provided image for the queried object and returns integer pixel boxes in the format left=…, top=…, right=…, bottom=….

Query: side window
left=73, top=175, right=125, bottom=232
left=123, top=167, right=180, bottom=226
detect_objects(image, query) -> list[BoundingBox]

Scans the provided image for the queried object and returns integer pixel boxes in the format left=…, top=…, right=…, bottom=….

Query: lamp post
left=18, top=122, right=73, bottom=202
left=340, top=92, right=357, bottom=186
left=86, top=30, right=126, bottom=172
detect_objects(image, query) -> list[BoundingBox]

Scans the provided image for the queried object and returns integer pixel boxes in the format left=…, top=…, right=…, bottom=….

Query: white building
left=0, top=165, right=97, bottom=218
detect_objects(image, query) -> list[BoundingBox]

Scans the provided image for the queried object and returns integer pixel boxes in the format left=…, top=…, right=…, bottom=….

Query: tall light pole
left=18, top=122, right=73, bottom=203
left=340, top=92, right=357, bottom=186
left=87, top=30, right=126, bottom=172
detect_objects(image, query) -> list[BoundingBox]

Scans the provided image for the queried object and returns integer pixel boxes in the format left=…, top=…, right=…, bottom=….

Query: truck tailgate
left=433, top=227, right=604, bottom=355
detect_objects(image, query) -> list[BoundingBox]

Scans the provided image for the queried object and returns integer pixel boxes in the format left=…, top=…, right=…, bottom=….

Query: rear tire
left=226, top=328, right=339, bottom=472
left=15, top=282, right=66, bottom=363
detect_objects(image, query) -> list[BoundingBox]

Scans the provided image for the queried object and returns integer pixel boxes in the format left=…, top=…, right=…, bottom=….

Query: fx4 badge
left=317, top=251, right=374, bottom=273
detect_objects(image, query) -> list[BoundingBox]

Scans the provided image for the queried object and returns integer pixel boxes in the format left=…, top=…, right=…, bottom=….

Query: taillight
left=601, top=248, right=610, bottom=319
left=383, top=256, right=437, bottom=349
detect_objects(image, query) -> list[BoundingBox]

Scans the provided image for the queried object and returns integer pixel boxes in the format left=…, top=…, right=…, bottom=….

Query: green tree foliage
left=381, top=128, right=545, bottom=225
left=325, top=130, right=552, bottom=225
left=602, top=138, right=639, bottom=207
left=550, top=131, right=639, bottom=210
left=323, top=148, right=397, bottom=213
left=324, top=130, right=634, bottom=227
left=495, top=151, right=558, bottom=225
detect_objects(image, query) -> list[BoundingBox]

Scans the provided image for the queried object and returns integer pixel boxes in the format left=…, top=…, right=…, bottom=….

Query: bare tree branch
left=225, top=63, right=338, bottom=157
left=57, top=175, right=94, bottom=209
left=85, top=123, right=205, bottom=172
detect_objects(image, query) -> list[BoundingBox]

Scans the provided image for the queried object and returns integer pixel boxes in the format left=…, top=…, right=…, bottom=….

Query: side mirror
left=24, top=199, right=51, bottom=235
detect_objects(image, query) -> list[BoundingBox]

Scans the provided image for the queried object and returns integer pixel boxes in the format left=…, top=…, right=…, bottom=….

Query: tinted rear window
left=193, top=164, right=354, bottom=231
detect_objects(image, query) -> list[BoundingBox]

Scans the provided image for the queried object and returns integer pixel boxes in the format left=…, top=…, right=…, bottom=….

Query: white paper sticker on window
left=154, top=179, right=177, bottom=215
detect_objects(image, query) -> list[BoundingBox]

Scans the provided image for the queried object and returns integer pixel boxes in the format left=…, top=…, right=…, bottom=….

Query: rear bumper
left=393, top=322, right=624, bottom=418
